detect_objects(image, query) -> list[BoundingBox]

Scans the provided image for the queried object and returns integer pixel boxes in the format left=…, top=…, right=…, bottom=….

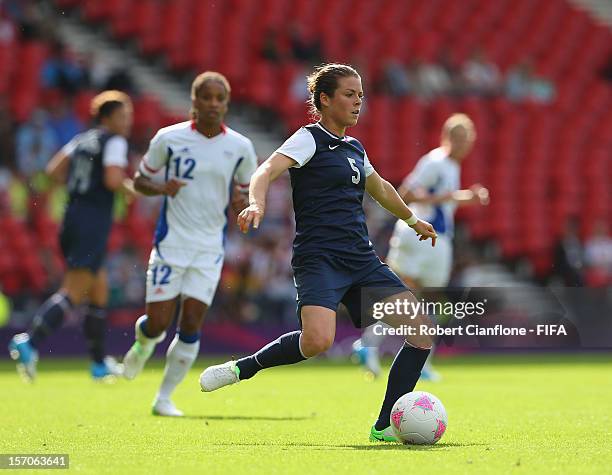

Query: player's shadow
left=182, top=414, right=315, bottom=421
left=332, top=441, right=486, bottom=451
left=208, top=441, right=485, bottom=450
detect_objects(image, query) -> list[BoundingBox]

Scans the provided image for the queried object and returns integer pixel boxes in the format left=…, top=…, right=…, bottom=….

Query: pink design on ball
left=433, top=419, right=447, bottom=441
left=391, top=410, right=404, bottom=429
left=413, top=394, right=434, bottom=411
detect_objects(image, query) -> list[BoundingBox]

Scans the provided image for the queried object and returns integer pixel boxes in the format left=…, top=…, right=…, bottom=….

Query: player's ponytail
left=307, top=63, right=360, bottom=119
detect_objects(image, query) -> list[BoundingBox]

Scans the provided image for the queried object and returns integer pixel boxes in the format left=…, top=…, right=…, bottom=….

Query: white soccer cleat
left=123, top=316, right=166, bottom=381
left=123, top=342, right=153, bottom=380
left=152, top=398, right=184, bottom=417
left=199, top=360, right=239, bottom=392
left=103, top=356, right=124, bottom=377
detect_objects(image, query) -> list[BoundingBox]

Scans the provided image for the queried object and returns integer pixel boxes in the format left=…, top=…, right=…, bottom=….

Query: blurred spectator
left=584, top=221, right=612, bottom=286
left=505, top=61, right=533, bottom=101
left=289, top=66, right=309, bottom=103
left=106, top=246, right=147, bottom=307
left=15, top=109, right=58, bottom=178
left=103, top=67, right=136, bottom=94
left=553, top=219, right=584, bottom=286
left=48, top=97, right=84, bottom=147
left=462, top=50, right=501, bottom=96
left=528, top=75, right=555, bottom=103
left=83, top=51, right=114, bottom=90
left=381, top=59, right=412, bottom=97
left=417, top=60, right=452, bottom=99
left=261, top=29, right=283, bottom=63
left=5, top=0, right=47, bottom=40
left=289, top=24, right=321, bottom=63
left=41, top=40, right=88, bottom=94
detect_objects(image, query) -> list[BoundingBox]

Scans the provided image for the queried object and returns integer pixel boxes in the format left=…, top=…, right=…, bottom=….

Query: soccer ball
left=390, top=391, right=447, bottom=445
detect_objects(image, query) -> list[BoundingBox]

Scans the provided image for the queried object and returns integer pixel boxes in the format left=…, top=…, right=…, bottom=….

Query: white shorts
left=386, top=221, right=453, bottom=288
left=145, top=245, right=224, bottom=305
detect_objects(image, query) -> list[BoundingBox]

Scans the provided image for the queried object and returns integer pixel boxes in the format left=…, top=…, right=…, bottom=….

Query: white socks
left=156, top=335, right=200, bottom=402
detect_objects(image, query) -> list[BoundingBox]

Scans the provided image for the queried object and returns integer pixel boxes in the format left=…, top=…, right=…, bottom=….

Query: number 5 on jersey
left=347, top=157, right=360, bottom=184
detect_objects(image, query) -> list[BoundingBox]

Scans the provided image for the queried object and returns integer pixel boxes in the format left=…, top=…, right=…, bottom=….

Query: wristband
left=404, top=214, right=418, bottom=227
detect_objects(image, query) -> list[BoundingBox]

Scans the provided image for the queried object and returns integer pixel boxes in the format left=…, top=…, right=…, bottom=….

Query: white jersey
left=402, top=147, right=460, bottom=236
left=138, top=121, right=257, bottom=254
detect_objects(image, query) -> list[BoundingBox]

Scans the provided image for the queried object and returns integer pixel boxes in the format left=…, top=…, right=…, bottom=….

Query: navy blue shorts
left=292, top=254, right=407, bottom=328
left=59, top=207, right=111, bottom=273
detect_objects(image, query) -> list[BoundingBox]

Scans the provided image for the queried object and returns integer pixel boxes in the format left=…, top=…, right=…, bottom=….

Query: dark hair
left=306, top=63, right=360, bottom=117
left=90, top=90, right=132, bottom=122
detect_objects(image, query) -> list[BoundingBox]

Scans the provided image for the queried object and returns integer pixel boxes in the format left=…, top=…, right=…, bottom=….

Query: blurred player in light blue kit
left=353, top=114, right=489, bottom=380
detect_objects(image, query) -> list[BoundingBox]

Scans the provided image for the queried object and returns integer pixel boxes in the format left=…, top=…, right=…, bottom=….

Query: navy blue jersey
left=62, top=128, right=127, bottom=222
left=277, top=123, right=377, bottom=265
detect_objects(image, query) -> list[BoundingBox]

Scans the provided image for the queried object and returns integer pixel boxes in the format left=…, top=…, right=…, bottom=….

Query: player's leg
left=85, top=269, right=122, bottom=379
left=123, top=248, right=184, bottom=380
left=9, top=269, right=94, bottom=381
left=153, top=297, right=207, bottom=417
left=414, top=235, right=453, bottom=382
left=343, top=264, right=433, bottom=441
left=199, top=305, right=336, bottom=392
left=122, top=298, right=175, bottom=380
left=353, top=225, right=424, bottom=376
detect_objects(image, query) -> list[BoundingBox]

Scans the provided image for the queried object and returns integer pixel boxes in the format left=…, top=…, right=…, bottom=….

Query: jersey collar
left=315, top=122, right=347, bottom=141
left=191, top=120, right=227, bottom=138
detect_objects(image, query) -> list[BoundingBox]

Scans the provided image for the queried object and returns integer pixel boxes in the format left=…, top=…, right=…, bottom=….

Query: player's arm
left=46, top=150, right=71, bottom=184
left=399, top=184, right=489, bottom=206
left=133, top=170, right=185, bottom=197
left=133, top=131, right=185, bottom=197
left=366, top=170, right=437, bottom=246
left=237, top=152, right=295, bottom=233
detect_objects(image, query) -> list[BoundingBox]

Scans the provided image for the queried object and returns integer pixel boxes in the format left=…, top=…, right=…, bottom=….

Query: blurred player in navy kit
left=8, top=91, right=134, bottom=382
left=199, top=64, right=438, bottom=442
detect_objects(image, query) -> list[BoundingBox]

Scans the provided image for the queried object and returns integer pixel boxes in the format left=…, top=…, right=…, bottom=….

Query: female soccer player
left=9, top=91, right=133, bottom=381
left=199, top=64, right=437, bottom=442
left=121, top=72, right=257, bottom=417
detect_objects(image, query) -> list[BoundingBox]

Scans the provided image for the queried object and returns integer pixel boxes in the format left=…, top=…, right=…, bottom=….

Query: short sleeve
left=275, top=127, right=316, bottom=168
left=139, top=131, right=168, bottom=177
left=234, top=139, right=259, bottom=192
left=404, top=156, right=438, bottom=189
left=102, top=135, right=129, bottom=168
left=60, top=137, right=78, bottom=157
left=363, top=150, right=375, bottom=177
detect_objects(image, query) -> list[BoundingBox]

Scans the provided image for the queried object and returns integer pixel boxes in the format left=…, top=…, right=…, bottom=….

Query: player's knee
left=300, top=331, right=334, bottom=356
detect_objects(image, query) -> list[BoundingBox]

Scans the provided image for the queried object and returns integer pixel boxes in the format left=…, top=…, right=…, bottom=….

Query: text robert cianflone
left=371, top=324, right=569, bottom=337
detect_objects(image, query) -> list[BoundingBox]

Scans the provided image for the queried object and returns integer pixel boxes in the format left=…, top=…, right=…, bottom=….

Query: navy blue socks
left=236, top=331, right=307, bottom=380
left=375, top=344, right=430, bottom=431
left=29, top=293, right=73, bottom=348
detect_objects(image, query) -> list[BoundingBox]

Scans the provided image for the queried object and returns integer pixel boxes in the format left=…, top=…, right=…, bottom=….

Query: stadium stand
left=0, top=0, right=610, bottom=302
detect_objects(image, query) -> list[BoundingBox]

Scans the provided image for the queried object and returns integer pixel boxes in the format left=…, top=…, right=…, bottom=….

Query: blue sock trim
left=139, top=317, right=155, bottom=339
left=178, top=331, right=200, bottom=344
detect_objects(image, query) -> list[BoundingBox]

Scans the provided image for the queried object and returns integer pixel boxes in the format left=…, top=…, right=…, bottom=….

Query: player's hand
left=411, top=219, right=437, bottom=247
left=163, top=179, right=187, bottom=197
left=237, top=203, right=264, bottom=233
left=470, top=184, right=490, bottom=205
left=231, top=185, right=249, bottom=214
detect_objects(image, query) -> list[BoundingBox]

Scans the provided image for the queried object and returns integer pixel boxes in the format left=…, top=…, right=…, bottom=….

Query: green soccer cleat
left=369, top=425, right=398, bottom=442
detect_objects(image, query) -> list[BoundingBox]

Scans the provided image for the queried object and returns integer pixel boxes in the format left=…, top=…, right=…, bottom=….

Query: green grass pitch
left=1, top=354, right=611, bottom=474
